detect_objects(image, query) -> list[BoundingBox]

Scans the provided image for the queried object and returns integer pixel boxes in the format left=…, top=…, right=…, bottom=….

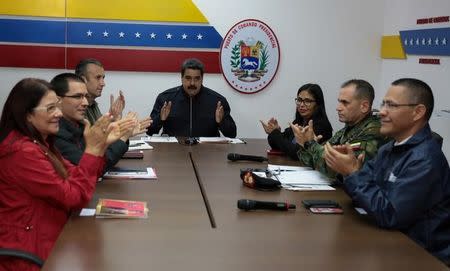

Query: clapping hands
left=260, top=118, right=281, bottom=134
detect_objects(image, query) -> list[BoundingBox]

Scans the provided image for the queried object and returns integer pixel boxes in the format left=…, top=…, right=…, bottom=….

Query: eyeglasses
left=34, top=99, right=62, bottom=114
left=380, top=101, right=418, bottom=110
left=62, top=93, right=90, bottom=100
left=295, top=98, right=315, bottom=106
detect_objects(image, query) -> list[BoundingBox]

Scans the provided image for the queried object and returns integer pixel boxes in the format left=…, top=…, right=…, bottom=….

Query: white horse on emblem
left=242, top=58, right=258, bottom=68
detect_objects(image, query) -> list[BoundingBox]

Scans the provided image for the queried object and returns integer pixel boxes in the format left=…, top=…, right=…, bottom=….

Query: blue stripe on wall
left=400, top=28, right=450, bottom=56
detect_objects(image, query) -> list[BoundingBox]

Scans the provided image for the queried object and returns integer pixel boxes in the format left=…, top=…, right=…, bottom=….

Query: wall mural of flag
left=0, top=0, right=223, bottom=73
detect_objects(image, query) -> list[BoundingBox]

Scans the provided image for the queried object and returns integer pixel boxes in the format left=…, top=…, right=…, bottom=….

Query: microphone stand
left=184, top=95, right=198, bottom=145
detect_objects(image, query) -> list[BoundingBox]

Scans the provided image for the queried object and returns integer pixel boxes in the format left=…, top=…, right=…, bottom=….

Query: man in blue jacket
left=324, top=78, right=450, bottom=265
left=146, top=58, right=236, bottom=138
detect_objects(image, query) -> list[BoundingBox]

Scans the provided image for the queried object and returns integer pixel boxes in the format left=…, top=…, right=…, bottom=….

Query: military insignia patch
left=220, top=19, right=280, bottom=94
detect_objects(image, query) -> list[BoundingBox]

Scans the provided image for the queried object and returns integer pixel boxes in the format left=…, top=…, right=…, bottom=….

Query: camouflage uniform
left=297, top=114, right=386, bottom=179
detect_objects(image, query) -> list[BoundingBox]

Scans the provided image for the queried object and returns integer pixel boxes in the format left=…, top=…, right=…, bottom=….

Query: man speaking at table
left=146, top=58, right=237, bottom=138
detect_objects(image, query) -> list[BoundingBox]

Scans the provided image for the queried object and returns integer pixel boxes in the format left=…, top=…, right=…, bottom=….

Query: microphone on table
left=227, top=153, right=268, bottom=162
left=237, top=199, right=296, bottom=211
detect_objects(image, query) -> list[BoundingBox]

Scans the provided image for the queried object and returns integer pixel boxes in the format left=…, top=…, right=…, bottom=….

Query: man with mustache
left=324, top=78, right=450, bottom=265
left=147, top=58, right=237, bottom=138
left=291, top=79, right=386, bottom=179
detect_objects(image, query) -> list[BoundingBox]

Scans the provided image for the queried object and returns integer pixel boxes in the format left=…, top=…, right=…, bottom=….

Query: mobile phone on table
left=302, top=199, right=340, bottom=208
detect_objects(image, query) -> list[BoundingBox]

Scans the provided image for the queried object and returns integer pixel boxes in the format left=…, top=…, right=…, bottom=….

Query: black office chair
left=0, top=248, right=44, bottom=268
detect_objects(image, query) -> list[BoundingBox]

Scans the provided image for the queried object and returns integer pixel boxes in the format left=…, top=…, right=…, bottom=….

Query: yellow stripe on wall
left=67, top=0, right=208, bottom=23
left=0, top=0, right=65, bottom=18
left=381, top=35, right=406, bottom=59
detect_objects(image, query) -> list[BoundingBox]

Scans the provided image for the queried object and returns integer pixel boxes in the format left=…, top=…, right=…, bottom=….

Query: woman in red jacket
left=0, top=78, right=121, bottom=271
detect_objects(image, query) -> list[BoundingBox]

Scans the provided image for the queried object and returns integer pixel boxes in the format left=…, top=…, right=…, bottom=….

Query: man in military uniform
left=290, top=79, right=386, bottom=179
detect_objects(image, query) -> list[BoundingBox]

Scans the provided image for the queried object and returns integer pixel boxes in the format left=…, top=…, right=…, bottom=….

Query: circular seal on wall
left=220, top=19, right=280, bottom=94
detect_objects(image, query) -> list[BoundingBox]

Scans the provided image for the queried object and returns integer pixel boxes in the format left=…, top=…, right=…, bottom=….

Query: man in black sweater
left=147, top=58, right=236, bottom=138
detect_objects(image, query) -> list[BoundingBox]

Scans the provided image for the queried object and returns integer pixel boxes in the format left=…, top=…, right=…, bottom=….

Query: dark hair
left=391, top=78, right=434, bottom=120
left=75, top=58, right=103, bottom=78
left=181, top=58, right=204, bottom=77
left=341, top=79, right=375, bottom=107
left=294, top=83, right=333, bottom=138
left=0, top=78, right=68, bottom=178
left=51, top=73, right=86, bottom=97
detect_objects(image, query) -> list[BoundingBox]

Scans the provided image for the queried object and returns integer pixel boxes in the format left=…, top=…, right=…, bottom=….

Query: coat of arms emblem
left=220, top=19, right=280, bottom=94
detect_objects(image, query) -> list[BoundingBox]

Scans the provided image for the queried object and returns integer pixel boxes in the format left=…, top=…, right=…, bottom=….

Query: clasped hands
left=289, top=120, right=364, bottom=176
left=323, top=142, right=364, bottom=176
left=83, top=112, right=152, bottom=156
left=160, top=100, right=225, bottom=124
left=289, top=120, right=323, bottom=146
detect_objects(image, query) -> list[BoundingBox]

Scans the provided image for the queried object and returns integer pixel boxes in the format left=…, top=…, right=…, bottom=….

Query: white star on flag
left=428, top=38, right=432, bottom=45
left=166, top=33, right=172, bottom=39
left=197, top=34, right=203, bottom=40
left=87, top=30, right=92, bottom=37
left=119, top=32, right=125, bottom=38
left=103, top=31, right=109, bottom=37
left=404, top=39, right=408, bottom=46
left=409, top=38, right=413, bottom=45
left=421, top=38, right=425, bottom=45
left=435, top=38, right=439, bottom=45
left=182, top=34, right=188, bottom=39
left=135, top=32, right=141, bottom=38
left=150, top=33, right=156, bottom=39
left=442, top=38, right=447, bottom=45
left=415, top=38, right=419, bottom=45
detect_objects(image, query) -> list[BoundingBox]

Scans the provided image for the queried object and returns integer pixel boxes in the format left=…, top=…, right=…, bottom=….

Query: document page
left=267, top=164, right=334, bottom=191
left=198, top=137, right=246, bottom=144
left=129, top=139, right=153, bottom=150
left=141, top=136, right=178, bottom=143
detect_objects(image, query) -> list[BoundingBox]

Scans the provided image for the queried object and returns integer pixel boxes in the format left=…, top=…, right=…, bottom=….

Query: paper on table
left=283, top=185, right=335, bottom=191
left=252, top=171, right=334, bottom=191
left=103, top=167, right=157, bottom=180
left=79, top=208, right=96, bottom=216
left=275, top=170, right=331, bottom=185
left=141, top=136, right=178, bottom=143
left=129, top=139, right=153, bottom=150
left=198, top=137, right=246, bottom=144
left=354, top=207, right=368, bottom=215
left=267, top=164, right=312, bottom=171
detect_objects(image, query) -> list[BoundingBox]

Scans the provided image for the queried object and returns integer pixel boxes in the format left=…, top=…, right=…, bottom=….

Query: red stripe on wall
left=67, top=47, right=221, bottom=73
left=0, top=44, right=65, bottom=69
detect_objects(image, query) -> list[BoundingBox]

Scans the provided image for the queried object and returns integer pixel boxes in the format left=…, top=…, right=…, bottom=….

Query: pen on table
left=287, top=185, right=314, bottom=189
left=274, top=168, right=296, bottom=174
left=283, top=184, right=314, bottom=189
left=109, top=171, right=147, bottom=175
left=285, top=183, right=327, bottom=186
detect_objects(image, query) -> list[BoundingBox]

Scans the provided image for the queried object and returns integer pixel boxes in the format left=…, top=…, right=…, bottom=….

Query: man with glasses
left=147, top=58, right=237, bottom=138
left=291, top=79, right=386, bottom=179
left=324, top=78, right=450, bottom=265
left=75, top=58, right=125, bottom=125
left=51, top=73, right=144, bottom=172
